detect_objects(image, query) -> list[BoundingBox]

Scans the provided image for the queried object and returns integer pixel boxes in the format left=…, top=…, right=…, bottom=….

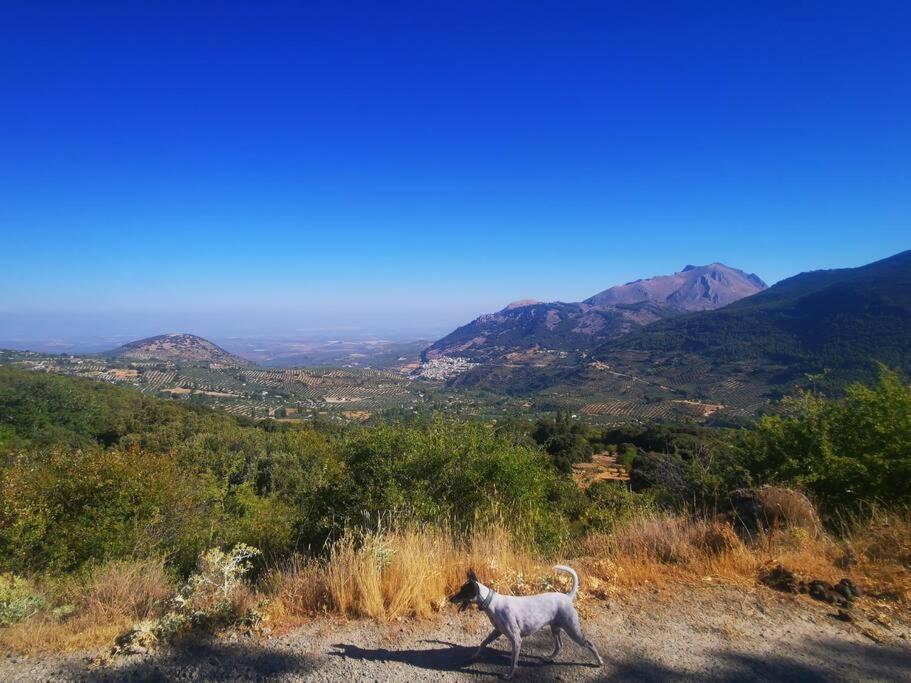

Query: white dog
left=449, top=566, right=603, bottom=679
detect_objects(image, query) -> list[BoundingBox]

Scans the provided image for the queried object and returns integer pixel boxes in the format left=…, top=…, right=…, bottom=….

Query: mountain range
left=19, top=249, right=907, bottom=423
left=443, top=250, right=911, bottom=413
left=594, top=249, right=911, bottom=383
left=424, top=263, right=767, bottom=363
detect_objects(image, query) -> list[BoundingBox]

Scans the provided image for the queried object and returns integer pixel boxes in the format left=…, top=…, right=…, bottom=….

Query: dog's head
left=448, top=569, right=480, bottom=612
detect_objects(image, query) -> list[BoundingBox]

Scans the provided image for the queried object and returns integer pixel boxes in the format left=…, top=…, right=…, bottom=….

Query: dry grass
left=0, top=558, right=174, bottom=655
left=4, top=510, right=910, bottom=653
left=841, top=509, right=911, bottom=605
left=579, top=514, right=755, bottom=590
left=268, top=509, right=911, bottom=627
left=266, top=521, right=551, bottom=625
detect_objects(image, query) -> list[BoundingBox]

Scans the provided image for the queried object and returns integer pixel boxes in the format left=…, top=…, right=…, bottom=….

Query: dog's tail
left=554, top=565, right=579, bottom=600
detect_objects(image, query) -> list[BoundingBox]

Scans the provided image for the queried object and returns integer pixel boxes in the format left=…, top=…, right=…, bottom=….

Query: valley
left=0, top=348, right=521, bottom=423
left=0, top=343, right=773, bottom=427
left=2, top=251, right=909, bottom=429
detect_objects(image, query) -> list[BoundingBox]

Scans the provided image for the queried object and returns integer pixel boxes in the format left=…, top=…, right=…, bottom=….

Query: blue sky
left=1, top=1, right=909, bottom=342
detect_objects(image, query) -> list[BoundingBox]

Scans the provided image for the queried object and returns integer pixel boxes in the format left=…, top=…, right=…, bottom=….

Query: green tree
left=745, top=366, right=911, bottom=510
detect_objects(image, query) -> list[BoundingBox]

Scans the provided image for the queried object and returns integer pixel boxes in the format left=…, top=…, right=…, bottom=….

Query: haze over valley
left=6, top=250, right=909, bottom=426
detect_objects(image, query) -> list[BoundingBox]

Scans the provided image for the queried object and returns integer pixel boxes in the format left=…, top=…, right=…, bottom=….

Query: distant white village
left=415, top=356, right=477, bottom=380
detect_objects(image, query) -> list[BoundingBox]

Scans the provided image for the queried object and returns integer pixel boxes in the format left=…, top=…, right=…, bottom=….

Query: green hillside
left=595, top=250, right=911, bottom=386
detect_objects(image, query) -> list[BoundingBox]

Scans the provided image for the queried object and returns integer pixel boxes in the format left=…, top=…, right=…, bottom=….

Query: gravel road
left=2, top=585, right=909, bottom=682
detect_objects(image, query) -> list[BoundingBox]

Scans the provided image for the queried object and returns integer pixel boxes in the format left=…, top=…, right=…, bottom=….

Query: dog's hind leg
left=543, top=625, right=562, bottom=662
left=563, top=613, right=604, bottom=666
left=468, top=629, right=501, bottom=661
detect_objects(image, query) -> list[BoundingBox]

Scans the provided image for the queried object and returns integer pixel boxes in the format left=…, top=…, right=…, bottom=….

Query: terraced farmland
left=0, top=346, right=781, bottom=426
left=0, top=351, right=508, bottom=422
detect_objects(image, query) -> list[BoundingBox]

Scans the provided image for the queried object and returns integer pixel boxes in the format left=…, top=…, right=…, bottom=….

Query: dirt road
left=3, top=585, right=909, bottom=681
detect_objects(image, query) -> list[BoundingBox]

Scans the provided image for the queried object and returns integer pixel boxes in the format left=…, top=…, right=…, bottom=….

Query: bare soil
left=2, top=585, right=909, bottom=682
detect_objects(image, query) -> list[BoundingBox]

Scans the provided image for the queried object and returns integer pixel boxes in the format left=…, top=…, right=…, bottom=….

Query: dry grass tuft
left=266, top=521, right=550, bottom=625
left=841, top=509, right=911, bottom=604
left=589, top=515, right=744, bottom=565
left=61, top=558, right=173, bottom=623
left=0, top=558, right=173, bottom=655
left=579, top=514, right=755, bottom=589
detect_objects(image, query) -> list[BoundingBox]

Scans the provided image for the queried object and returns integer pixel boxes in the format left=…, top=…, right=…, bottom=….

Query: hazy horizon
left=2, top=249, right=907, bottom=352
left=2, top=3, right=909, bottom=346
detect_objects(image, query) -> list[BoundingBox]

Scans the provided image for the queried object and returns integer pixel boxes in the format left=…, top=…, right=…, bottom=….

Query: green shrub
left=580, top=482, right=656, bottom=533
left=325, top=419, right=569, bottom=549
left=0, top=573, right=45, bottom=626
left=618, top=443, right=638, bottom=470
left=745, top=367, right=911, bottom=511
left=532, top=412, right=594, bottom=473
left=0, top=447, right=219, bottom=574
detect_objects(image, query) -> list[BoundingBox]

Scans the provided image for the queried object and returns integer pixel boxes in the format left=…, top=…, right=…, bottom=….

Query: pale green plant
left=0, top=574, right=45, bottom=626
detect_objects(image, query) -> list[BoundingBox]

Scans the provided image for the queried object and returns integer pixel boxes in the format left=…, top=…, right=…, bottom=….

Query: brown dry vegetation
left=265, top=509, right=911, bottom=631
left=3, top=510, right=909, bottom=655
left=0, top=558, right=173, bottom=654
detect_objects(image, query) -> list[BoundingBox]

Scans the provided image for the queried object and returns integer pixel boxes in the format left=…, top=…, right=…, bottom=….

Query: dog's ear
left=468, top=568, right=478, bottom=582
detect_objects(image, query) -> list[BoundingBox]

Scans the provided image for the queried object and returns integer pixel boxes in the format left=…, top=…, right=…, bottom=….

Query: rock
left=834, top=578, right=862, bottom=601
left=836, top=608, right=855, bottom=622
left=808, top=580, right=850, bottom=607
left=808, top=581, right=834, bottom=603
left=760, top=564, right=800, bottom=593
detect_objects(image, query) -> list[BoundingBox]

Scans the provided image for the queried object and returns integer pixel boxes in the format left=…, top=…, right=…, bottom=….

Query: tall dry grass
left=267, top=509, right=911, bottom=626
left=266, top=521, right=550, bottom=625
left=4, top=509, right=909, bottom=652
left=839, top=508, right=911, bottom=605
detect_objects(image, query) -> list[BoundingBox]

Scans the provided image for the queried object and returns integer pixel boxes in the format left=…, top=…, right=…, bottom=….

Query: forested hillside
left=3, top=364, right=910, bottom=578
left=1, top=365, right=910, bottom=657
left=597, top=250, right=911, bottom=385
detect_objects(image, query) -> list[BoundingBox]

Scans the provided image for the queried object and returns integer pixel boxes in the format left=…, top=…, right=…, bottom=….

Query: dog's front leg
left=469, top=629, right=501, bottom=661
left=503, top=633, right=522, bottom=680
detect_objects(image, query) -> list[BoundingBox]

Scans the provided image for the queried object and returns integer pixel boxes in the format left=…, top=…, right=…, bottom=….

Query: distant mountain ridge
left=424, top=263, right=767, bottom=363
left=442, top=250, right=911, bottom=418
left=595, top=249, right=911, bottom=381
left=585, top=262, right=767, bottom=310
left=107, top=333, right=252, bottom=366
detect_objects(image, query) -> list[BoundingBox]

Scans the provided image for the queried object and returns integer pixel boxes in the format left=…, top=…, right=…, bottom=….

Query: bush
left=723, top=486, right=821, bottom=538
left=169, top=544, right=261, bottom=629
left=324, top=420, right=569, bottom=550
left=532, top=412, right=594, bottom=473
left=629, top=451, right=690, bottom=504
left=580, top=482, right=656, bottom=534
left=0, top=447, right=218, bottom=574
left=0, top=574, right=44, bottom=626
left=745, top=367, right=911, bottom=511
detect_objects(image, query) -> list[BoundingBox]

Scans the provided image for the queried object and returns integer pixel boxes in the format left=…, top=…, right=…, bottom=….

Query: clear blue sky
left=1, top=1, right=909, bottom=342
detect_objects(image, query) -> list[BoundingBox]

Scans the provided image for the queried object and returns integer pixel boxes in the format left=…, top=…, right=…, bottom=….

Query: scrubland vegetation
left=1, top=365, right=909, bottom=654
